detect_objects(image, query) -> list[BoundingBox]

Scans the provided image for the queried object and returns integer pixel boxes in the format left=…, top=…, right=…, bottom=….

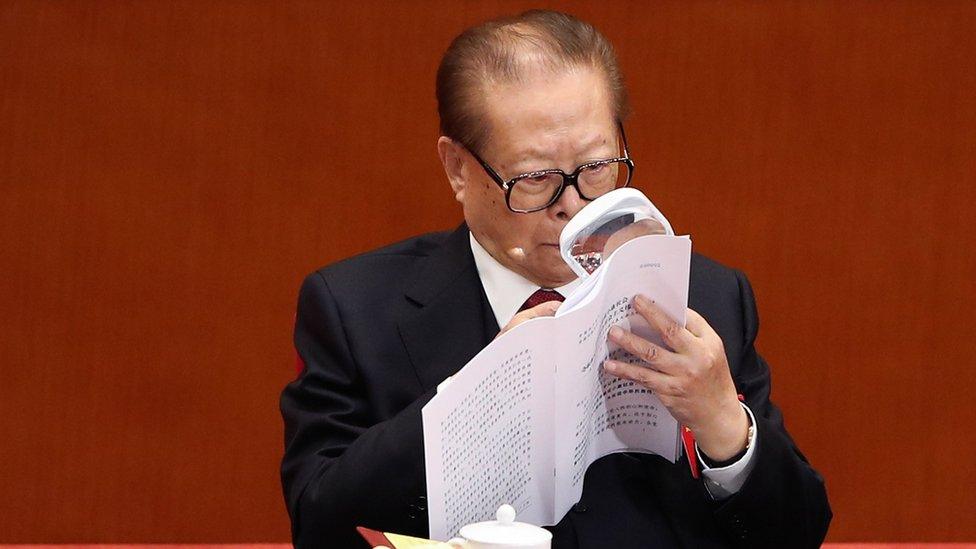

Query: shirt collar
left=469, top=232, right=581, bottom=329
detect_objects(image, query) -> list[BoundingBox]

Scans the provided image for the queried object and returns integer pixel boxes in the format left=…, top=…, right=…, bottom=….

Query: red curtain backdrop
left=1, top=0, right=973, bottom=543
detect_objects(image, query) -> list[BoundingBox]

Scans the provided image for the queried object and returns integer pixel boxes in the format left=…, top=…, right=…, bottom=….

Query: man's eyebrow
left=509, top=135, right=614, bottom=171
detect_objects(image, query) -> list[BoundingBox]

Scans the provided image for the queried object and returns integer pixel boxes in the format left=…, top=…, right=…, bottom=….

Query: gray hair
left=436, top=10, right=630, bottom=153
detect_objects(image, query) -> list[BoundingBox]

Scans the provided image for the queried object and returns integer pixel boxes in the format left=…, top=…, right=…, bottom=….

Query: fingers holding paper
left=604, top=294, right=750, bottom=461
left=496, top=300, right=561, bottom=338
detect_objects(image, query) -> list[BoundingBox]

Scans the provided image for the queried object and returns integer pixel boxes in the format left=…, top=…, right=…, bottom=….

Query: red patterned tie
left=518, top=289, right=565, bottom=312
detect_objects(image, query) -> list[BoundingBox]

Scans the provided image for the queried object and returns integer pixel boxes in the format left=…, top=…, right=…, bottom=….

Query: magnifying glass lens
left=569, top=215, right=667, bottom=274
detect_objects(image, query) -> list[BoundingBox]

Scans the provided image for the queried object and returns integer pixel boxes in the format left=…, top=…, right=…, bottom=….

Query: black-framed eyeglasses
left=467, top=123, right=635, bottom=213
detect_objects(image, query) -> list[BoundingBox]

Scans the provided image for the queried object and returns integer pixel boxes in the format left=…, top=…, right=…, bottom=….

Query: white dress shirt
left=468, top=233, right=582, bottom=328
left=468, top=233, right=757, bottom=498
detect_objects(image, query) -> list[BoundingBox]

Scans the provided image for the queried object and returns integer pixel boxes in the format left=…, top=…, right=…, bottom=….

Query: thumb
left=497, top=300, right=561, bottom=337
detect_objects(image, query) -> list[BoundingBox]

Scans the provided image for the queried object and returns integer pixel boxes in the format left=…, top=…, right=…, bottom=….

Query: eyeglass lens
left=508, top=160, right=630, bottom=211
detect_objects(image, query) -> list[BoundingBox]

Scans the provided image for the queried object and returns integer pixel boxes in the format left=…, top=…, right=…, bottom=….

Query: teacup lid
left=457, top=505, right=552, bottom=545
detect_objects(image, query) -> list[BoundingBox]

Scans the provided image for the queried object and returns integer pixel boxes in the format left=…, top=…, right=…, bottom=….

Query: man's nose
left=550, top=184, right=585, bottom=221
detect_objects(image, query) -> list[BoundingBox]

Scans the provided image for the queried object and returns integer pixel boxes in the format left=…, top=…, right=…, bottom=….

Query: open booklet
left=422, top=221, right=692, bottom=541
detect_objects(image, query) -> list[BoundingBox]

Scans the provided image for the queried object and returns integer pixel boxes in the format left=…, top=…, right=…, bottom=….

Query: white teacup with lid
left=447, top=504, right=552, bottom=549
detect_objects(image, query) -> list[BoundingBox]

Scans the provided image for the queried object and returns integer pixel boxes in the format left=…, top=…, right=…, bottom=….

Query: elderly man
left=281, top=10, right=830, bottom=548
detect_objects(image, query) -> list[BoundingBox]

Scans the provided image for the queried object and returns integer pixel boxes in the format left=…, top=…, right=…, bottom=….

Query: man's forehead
left=476, top=67, right=616, bottom=165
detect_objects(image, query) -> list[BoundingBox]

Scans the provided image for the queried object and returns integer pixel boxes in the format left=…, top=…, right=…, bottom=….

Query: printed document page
left=422, top=317, right=556, bottom=541
left=551, top=235, right=690, bottom=513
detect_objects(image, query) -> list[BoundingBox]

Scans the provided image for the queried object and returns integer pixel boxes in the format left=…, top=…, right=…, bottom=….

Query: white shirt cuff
left=697, top=402, right=758, bottom=499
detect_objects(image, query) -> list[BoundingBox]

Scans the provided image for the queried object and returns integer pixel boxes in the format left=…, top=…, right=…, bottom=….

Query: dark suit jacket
left=280, top=225, right=831, bottom=548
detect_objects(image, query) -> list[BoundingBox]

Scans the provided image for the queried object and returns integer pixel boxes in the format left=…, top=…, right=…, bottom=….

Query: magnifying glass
left=559, top=188, right=674, bottom=279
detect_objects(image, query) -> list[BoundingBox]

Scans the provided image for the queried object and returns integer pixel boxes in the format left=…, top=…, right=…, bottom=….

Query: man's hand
left=496, top=300, right=561, bottom=338
left=604, top=294, right=749, bottom=461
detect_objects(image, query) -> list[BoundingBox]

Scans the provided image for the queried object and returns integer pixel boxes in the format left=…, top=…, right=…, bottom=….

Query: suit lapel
left=397, top=224, right=500, bottom=392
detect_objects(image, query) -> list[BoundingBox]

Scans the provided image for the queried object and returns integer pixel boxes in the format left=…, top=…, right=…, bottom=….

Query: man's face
left=444, top=65, right=619, bottom=288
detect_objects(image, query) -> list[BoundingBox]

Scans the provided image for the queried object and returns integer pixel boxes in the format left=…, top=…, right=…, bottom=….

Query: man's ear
left=437, top=136, right=467, bottom=203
